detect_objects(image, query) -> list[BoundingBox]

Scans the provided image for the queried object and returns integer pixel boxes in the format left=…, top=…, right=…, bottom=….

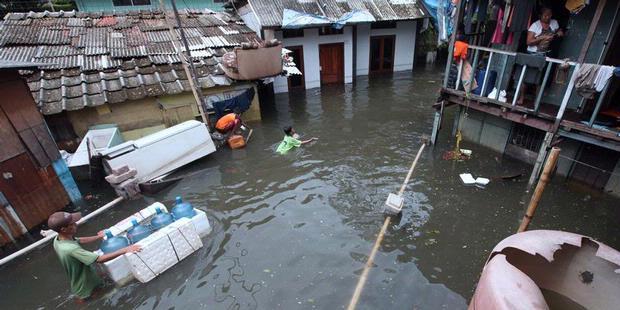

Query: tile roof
left=237, top=0, right=427, bottom=28
left=0, top=10, right=261, bottom=115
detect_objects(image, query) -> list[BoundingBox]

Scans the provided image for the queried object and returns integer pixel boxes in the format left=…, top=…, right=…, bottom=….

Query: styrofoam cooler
left=126, top=229, right=179, bottom=283
left=97, top=202, right=210, bottom=285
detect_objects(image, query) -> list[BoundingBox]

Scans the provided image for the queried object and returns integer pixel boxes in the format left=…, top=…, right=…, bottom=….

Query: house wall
left=356, top=21, right=417, bottom=75
left=273, top=27, right=354, bottom=93
left=75, top=0, right=225, bottom=12
left=456, top=109, right=512, bottom=154
left=67, top=86, right=261, bottom=139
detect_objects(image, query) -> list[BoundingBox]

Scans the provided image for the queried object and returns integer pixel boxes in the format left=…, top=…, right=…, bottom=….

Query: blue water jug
left=126, top=219, right=152, bottom=243
left=100, top=230, right=130, bottom=254
left=171, top=196, right=197, bottom=219
left=150, top=207, right=174, bottom=230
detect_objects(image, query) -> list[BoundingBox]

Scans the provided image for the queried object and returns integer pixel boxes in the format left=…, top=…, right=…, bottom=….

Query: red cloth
left=454, top=41, right=469, bottom=60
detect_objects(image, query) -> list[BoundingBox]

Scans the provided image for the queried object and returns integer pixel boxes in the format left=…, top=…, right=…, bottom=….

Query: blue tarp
left=282, top=9, right=375, bottom=29
left=421, top=0, right=453, bottom=43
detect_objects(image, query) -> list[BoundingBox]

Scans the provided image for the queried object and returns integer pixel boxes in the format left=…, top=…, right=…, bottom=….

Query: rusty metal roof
left=0, top=10, right=260, bottom=115
left=239, top=0, right=427, bottom=27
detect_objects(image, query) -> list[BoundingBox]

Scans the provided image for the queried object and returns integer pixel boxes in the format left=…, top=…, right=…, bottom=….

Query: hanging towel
left=460, top=60, right=478, bottom=93
left=491, top=8, right=513, bottom=44
left=454, top=40, right=469, bottom=60
left=594, top=66, right=614, bottom=91
left=574, top=64, right=600, bottom=99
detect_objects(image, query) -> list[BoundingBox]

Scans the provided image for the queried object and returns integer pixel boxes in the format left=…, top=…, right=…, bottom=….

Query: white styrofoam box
left=475, top=177, right=490, bottom=186
left=97, top=251, right=134, bottom=285
left=108, top=202, right=167, bottom=236
left=126, top=230, right=178, bottom=283
left=160, top=218, right=203, bottom=261
left=384, top=193, right=404, bottom=215
left=190, top=209, right=212, bottom=237
left=460, top=173, right=476, bottom=185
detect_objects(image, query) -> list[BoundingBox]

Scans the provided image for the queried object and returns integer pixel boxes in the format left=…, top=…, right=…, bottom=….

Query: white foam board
left=475, top=177, right=490, bottom=186
left=460, top=173, right=476, bottom=185
left=162, top=218, right=203, bottom=261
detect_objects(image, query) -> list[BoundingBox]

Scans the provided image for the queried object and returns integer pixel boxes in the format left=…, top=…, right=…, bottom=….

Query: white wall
left=274, top=27, right=354, bottom=93
left=238, top=5, right=262, bottom=38
left=356, top=21, right=418, bottom=75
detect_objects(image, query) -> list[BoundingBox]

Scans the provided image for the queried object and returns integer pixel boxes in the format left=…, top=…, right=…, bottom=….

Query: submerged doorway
left=286, top=46, right=305, bottom=90
left=369, top=35, right=395, bottom=74
left=319, top=43, right=344, bottom=85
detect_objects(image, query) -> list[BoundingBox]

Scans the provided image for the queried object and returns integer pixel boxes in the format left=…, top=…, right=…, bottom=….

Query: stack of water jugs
left=97, top=197, right=211, bottom=284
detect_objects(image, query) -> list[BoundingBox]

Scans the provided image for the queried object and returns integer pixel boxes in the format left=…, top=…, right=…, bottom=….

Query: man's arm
left=78, top=231, right=104, bottom=244
left=96, top=244, right=141, bottom=263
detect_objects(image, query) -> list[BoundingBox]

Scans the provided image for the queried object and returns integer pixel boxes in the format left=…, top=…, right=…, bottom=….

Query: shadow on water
left=1, top=66, right=619, bottom=309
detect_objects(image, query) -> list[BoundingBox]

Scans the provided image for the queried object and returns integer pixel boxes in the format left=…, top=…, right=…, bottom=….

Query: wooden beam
left=578, top=0, right=607, bottom=63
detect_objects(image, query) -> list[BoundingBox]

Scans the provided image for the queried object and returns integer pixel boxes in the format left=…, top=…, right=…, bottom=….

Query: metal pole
left=534, top=62, right=553, bottom=113
left=161, top=0, right=212, bottom=129
left=588, top=81, right=611, bottom=127
left=0, top=197, right=124, bottom=267
left=480, top=52, right=493, bottom=97
left=495, top=54, right=508, bottom=100
left=518, top=147, right=561, bottom=232
left=512, top=65, right=526, bottom=106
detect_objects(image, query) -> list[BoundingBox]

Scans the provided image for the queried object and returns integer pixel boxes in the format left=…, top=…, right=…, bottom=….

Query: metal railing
left=443, top=45, right=597, bottom=126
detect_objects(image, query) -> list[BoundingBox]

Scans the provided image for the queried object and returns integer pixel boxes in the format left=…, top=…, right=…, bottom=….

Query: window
left=113, top=0, right=151, bottom=6
left=371, top=21, right=397, bottom=29
left=319, top=27, right=344, bottom=36
left=282, top=29, right=304, bottom=38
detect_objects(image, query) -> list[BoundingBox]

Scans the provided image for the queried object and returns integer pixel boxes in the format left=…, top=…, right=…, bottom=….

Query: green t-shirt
left=276, top=135, right=302, bottom=154
left=53, top=237, right=103, bottom=299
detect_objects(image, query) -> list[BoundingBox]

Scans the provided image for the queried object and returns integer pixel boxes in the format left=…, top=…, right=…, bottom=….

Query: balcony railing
left=442, top=45, right=614, bottom=132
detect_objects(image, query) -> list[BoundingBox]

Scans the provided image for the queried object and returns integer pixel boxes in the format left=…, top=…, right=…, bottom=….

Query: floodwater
left=2, top=67, right=620, bottom=309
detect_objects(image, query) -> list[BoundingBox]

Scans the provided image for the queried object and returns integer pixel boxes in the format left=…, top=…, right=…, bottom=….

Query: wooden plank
left=0, top=107, right=25, bottom=162
left=18, top=129, right=51, bottom=167
left=578, top=0, right=607, bottom=62
left=0, top=154, right=68, bottom=229
left=32, top=123, right=60, bottom=161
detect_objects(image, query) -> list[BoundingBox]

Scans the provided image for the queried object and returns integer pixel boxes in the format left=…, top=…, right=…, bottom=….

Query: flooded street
left=2, top=67, right=620, bottom=309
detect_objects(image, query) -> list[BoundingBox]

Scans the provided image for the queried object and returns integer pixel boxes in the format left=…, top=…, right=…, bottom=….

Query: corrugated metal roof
left=239, top=0, right=427, bottom=27
left=0, top=10, right=260, bottom=115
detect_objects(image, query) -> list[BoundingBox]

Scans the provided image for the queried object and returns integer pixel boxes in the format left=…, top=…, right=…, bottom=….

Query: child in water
left=276, top=126, right=317, bottom=154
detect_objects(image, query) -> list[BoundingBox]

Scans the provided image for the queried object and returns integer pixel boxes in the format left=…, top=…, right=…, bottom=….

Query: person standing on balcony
left=526, top=7, right=564, bottom=56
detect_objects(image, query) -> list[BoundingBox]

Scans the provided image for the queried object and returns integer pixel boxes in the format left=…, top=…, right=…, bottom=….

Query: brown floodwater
left=1, top=66, right=619, bottom=309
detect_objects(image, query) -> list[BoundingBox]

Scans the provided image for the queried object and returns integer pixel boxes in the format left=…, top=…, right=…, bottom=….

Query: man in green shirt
left=276, top=126, right=317, bottom=154
left=48, top=212, right=141, bottom=301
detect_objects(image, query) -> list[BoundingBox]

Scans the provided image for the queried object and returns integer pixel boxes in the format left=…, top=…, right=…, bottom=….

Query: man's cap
left=47, top=212, right=81, bottom=232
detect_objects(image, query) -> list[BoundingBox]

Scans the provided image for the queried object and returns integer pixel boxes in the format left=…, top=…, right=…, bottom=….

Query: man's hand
left=556, top=29, right=565, bottom=37
left=124, top=244, right=142, bottom=254
left=97, top=230, right=105, bottom=240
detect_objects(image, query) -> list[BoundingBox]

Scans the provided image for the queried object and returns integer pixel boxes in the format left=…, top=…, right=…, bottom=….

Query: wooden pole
left=348, top=142, right=427, bottom=310
left=347, top=216, right=391, bottom=310
left=159, top=0, right=212, bottom=129
left=578, top=0, right=607, bottom=63
left=518, top=147, right=561, bottom=233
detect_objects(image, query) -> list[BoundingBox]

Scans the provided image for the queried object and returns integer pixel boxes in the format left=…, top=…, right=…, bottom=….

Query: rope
left=347, top=143, right=426, bottom=310
left=558, top=154, right=620, bottom=178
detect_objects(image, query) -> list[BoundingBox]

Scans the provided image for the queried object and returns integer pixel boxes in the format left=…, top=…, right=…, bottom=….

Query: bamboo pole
left=0, top=197, right=124, bottom=267
left=348, top=143, right=426, bottom=310
left=518, top=147, right=560, bottom=233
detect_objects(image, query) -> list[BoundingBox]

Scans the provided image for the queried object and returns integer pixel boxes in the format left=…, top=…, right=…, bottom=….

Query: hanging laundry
left=460, top=60, right=478, bottom=93
left=211, top=87, right=255, bottom=119
left=453, top=40, right=469, bottom=60
left=574, top=64, right=600, bottom=99
left=565, top=0, right=587, bottom=14
left=594, top=66, right=615, bottom=92
left=491, top=8, right=513, bottom=45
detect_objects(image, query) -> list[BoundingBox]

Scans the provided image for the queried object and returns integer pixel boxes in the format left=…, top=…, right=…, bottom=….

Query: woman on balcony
left=526, top=7, right=564, bottom=56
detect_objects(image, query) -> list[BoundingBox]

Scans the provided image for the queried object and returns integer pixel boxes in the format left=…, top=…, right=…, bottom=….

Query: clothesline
left=558, top=154, right=620, bottom=178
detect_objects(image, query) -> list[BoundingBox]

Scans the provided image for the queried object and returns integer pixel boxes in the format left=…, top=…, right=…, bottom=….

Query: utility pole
left=158, top=0, right=212, bottom=130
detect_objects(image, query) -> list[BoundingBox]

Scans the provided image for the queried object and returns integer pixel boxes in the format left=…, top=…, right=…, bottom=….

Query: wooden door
left=319, top=43, right=344, bottom=85
left=287, top=46, right=305, bottom=90
left=369, top=35, right=395, bottom=73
